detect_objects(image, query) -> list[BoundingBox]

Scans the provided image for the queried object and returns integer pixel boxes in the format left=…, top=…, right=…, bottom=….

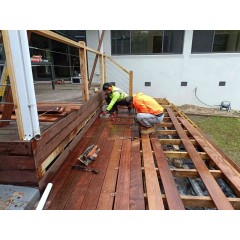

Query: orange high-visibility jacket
left=133, top=93, right=164, bottom=115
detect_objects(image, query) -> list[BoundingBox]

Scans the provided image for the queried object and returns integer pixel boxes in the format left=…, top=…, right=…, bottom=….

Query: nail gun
left=77, top=144, right=100, bottom=166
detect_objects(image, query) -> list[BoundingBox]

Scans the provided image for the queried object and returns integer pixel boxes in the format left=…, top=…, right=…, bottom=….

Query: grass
left=188, top=115, right=240, bottom=167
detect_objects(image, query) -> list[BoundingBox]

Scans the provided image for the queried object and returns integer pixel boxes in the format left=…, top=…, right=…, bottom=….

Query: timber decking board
left=80, top=125, right=115, bottom=210
left=46, top=119, right=105, bottom=209
left=150, top=136, right=185, bottom=210
left=179, top=117, right=240, bottom=197
left=114, top=127, right=132, bottom=210
left=141, top=134, right=164, bottom=210
left=167, top=107, right=234, bottom=210
left=42, top=101, right=240, bottom=210
left=129, top=125, right=145, bottom=210
left=45, top=119, right=101, bottom=202
left=96, top=125, right=124, bottom=210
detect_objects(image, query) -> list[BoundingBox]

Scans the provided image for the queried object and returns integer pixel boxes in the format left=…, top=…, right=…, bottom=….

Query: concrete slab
left=0, top=184, right=40, bottom=210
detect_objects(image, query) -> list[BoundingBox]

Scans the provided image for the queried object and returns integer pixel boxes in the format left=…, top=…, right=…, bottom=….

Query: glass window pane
left=213, top=30, right=240, bottom=52
left=131, top=30, right=163, bottom=54
left=163, top=30, right=184, bottom=53
left=111, top=30, right=130, bottom=54
left=192, top=30, right=214, bottom=53
left=236, top=32, right=240, bottom=51
left=52, top=40, right=70, bottom=78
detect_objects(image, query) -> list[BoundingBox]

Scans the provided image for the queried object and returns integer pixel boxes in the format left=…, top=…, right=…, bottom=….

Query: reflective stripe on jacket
left=107, top=86, right=128, bottom=111
left=133, top=92, right=164, bottom=115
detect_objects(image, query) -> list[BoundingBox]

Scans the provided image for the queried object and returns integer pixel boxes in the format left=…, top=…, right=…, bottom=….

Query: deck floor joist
left=45, top=101, right=240, bottom=210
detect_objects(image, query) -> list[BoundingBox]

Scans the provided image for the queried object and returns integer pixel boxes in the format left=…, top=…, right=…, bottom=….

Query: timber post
left=129, top=70, right=133, bottom=96
left=79, top=41, right=89, bottom=101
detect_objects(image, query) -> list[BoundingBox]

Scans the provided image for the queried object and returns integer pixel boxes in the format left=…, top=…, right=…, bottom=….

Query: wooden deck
left=45, top=101, right=240, bottom=210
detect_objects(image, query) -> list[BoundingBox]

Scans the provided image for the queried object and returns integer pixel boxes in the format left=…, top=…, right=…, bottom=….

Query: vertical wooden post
left=88, top=30, right=105, bottom=89
left=79, top=41, right=89, bottom=101
left=99, top=54, right=105, bottom=88
left=0, top=31, right=32, bottom=128
left=103, top=53, right=106, bottom=83
left=129, top=70, right=133, bottom=96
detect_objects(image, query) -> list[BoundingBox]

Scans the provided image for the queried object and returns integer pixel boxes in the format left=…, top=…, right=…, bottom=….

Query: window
left=111, top=30, right=130, bottom=55
left=111, top=30, right=184, bottom=55
left=192, top=30, right=240, bottom=53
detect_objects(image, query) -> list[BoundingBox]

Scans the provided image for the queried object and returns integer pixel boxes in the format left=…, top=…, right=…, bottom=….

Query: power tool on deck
left=71, top=144, right=100, bottom=174
left=77, top=144, right=100, bottom=166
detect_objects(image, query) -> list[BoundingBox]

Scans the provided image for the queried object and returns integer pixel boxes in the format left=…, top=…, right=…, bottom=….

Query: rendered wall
left=87, top=30, right=240, bottom=110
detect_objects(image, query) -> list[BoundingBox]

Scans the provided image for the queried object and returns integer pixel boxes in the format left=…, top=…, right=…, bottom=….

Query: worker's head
left=125, top=96, right=133, bottom=108
left=102, top=83, right=113, bottom=93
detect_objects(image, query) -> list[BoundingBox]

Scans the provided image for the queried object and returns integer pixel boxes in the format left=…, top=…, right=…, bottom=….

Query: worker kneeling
left=102, top=82, right=130, bottom=117
left=126, top=93, right=164, bottom=135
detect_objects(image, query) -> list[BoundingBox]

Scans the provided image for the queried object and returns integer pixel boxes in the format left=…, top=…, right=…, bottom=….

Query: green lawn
left=188, top=115, right=240, bottom=167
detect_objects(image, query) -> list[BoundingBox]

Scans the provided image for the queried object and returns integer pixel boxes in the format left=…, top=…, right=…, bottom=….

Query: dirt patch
left=177, top=104, right=240, bottom=118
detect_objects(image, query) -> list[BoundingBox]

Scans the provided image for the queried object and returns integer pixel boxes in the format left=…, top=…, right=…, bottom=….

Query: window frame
left=111, top=30, right=184, bottom=55
left=191, top=30, right=240, bottom=54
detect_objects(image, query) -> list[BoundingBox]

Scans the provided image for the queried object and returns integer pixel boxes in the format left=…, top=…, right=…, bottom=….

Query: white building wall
left=85, top=31, right=101, bottom=84
left=87, top=30, right=240, bottom=110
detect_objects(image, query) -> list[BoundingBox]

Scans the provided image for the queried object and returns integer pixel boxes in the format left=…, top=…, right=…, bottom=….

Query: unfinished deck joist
left=43, top=99, right=240, bottom=210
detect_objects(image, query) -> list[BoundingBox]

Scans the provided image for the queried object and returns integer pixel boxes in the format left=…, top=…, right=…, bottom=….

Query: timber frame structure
left=0, top=30, right=133, bottom=191
left=1, top=31, right=240, bottom=210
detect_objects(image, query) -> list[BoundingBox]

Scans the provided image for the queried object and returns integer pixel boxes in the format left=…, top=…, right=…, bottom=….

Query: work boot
left=140, top=127, right=155, bottom=135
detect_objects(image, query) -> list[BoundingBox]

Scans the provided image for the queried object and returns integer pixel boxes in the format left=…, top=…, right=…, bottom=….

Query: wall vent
left=181, top=82, right=187, bottom=86
left=219, top=81, right=226, bottom=86
left=145, top=82, right=151, bottom=86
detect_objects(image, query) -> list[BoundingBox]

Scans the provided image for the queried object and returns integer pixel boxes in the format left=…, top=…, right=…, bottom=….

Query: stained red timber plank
left=62, top=119, right=106, bottom=210
left=141, top=134, right=164, bottom=210
left=33, top=92, right=104, bottom=168
left=0, top=170, right=37, bottom=185
left=179, top=117, right=240, bottom=197
left=114, top=127, right=132, bottom=210
left=150, top=136, right=185, bottom=210
left=47, top=119, right=105, bottom=210
left=167, top=108, right=234, bottom=210
left=38, top=109, right=101, bottom=191
left=0, top=156, right=35, bottom=170
left=97, top=125, right=124, bottom=210
left=63, top=119, right=115, bottom=210
left=46, top=118, right=101, bottom=201
left=79, top=123, right=115, bottom=210
left=129, top=125, right=145, bottom=210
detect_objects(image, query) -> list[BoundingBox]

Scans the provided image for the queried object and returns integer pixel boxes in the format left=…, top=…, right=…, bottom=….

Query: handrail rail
left=106, top=56, right=130, bottom=74
left=32, top=30, right=103, bottom=55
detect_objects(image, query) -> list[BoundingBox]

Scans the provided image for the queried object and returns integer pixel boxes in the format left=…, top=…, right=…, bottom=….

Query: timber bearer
left=125, top=93, right=164, bottom=135
left=101, top=82, right=131, bottom=116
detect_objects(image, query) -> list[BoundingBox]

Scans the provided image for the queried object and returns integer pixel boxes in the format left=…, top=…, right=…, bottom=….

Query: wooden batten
left=129, top=71, right=133, bottom=96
